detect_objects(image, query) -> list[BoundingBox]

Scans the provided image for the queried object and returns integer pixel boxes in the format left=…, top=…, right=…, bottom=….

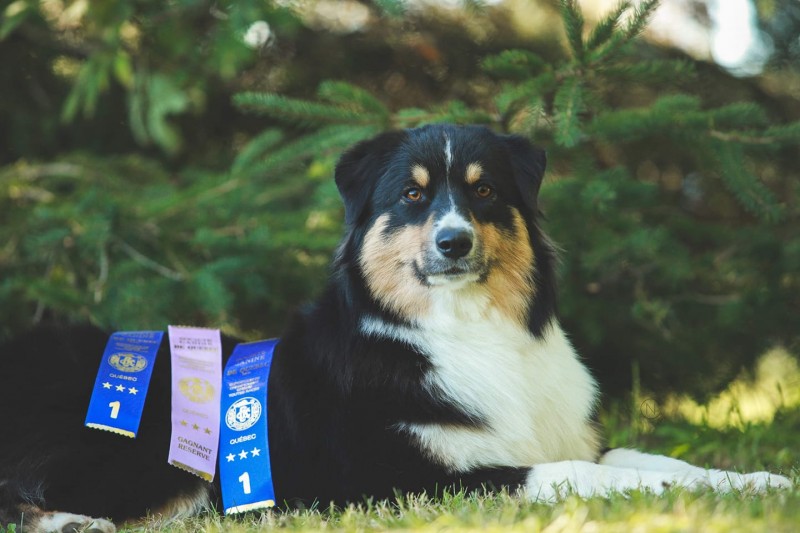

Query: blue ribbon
left=85, top=331, right=164, bottom=438
left=220, top=339, right=278, bottom=514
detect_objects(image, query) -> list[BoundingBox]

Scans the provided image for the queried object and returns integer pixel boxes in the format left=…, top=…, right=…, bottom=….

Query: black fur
left=0, top=125, right=557, bottom=527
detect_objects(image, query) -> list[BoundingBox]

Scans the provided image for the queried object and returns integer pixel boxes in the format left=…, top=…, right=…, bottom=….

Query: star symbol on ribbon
left=128, top=387, right=138, bottom=395
left=204, top=427, right=212, bottom=435
left=180, top=420, right=188, bottom=426
left=226, top=453, right=235, bottom=462
left=251, top=447, right=261, bottom=457
left=115, top=384, right=125, bottom=392
left=102, top=382, right=112, bottom=389
left=192, top=423, right=199, bottom=430
left=238, top=450, right=248, bottom=460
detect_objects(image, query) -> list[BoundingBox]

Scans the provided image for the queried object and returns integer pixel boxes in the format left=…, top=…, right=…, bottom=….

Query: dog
left=0, top=124, right=791, bottom=532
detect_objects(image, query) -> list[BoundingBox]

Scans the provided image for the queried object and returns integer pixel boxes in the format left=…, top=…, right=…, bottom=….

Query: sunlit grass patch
left=664, top=348, right=800, bottom=429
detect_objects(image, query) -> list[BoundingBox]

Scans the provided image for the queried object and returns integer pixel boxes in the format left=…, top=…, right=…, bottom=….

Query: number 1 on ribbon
left=239, top=472, right=251, bottom=494
left=108, top=401, right=121, bottom=419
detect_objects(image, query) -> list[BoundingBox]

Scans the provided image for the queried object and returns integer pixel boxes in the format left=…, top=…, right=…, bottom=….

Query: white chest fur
left=361, top=289, right=599, bottom=473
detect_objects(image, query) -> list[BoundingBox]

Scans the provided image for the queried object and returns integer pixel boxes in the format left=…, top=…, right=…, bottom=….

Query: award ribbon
left=85, top=331, right=164, bottom=438
left=220, top=339, right=278, bottom=514
left=167, top=326, right=222, bottom=481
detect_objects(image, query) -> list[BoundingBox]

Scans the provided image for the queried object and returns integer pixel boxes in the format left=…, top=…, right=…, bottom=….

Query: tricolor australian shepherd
left=0, top=125, right=791, bottom=532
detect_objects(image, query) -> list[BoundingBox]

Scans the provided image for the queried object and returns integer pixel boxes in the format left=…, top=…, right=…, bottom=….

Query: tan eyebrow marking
left=411, top=164, right=430, bottom=188
left=465, top=162, right=483, bottom=185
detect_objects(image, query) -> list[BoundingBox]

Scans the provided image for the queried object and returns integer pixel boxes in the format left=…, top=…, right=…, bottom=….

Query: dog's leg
left=526, top=454, right=792, bottom=503
left=3, top=485, right=211, bottom=533
left=13, top=504, right=115, bottom=533
left=525, top=460, right=704, bottom=502
left=0, top=476, right=209, bottom=532
left=435, top=463, right=688, bottom=502
left=599, top=448, right=792, bottom=492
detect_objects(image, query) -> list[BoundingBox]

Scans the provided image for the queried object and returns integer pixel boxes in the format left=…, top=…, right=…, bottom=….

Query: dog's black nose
left=436, top=228, right=473, bottom=259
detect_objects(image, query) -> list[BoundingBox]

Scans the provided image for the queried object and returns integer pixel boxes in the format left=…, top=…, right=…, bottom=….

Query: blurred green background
left=1, top=0, right=798, bottom=401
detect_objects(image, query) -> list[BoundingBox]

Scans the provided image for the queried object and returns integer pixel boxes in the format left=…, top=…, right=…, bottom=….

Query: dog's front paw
left=735, top=471, right=792, bottom=491
left=33, top=512, right=116, bottom=533
left=524, top=461, right=794, bottom=503
left=525, top=461, right=683, bottom=503
left=755, top=472, right=793, bottom=490
left=702, top=469, right=793, bottom=493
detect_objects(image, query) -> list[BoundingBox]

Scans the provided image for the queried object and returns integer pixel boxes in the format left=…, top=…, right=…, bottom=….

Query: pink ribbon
left=167, top=326, right=222, bottom=481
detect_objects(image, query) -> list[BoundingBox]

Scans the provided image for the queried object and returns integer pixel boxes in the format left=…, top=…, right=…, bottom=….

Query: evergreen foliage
left=1, top=0, right=798, bottom=396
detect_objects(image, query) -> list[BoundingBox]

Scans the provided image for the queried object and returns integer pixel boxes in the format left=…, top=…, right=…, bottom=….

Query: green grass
left=129, top=402, right=799, bottom=532
left=136, top=488, right=800, bottom=533
left=135, top=481, right=800, bottom=532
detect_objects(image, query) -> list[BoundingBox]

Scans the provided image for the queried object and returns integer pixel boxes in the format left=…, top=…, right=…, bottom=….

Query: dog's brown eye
left=475, top=183, right=493, bottom=198
left=404, top=187, right=423, bottom=202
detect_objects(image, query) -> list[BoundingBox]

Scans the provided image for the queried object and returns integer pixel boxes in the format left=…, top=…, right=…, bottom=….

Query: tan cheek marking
left=465, top=162, right=483, bottom=185
left=411, top=164, right=430, bottom=188
left=476, top=209, right=535, bottom=325
left=360, top=214, right=432, bottom=320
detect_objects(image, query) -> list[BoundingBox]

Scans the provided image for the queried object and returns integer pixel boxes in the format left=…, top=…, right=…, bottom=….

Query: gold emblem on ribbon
left=108, top=352, right=148, bottom=373
left=178, top=377, right=216, bottom=403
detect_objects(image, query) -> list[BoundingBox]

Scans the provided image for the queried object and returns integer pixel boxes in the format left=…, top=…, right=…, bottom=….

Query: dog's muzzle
left=419, top=224, right=484, bottom=286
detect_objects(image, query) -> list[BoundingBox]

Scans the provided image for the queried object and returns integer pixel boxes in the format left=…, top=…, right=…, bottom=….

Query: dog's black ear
left=335, top=130, right=406, bottom=226
left=500, top=134, right=547, bottom=212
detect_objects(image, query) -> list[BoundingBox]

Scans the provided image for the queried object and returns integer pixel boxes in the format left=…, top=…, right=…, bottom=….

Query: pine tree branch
left=764, top=122, right=800, bottom=141
left=317, top=81, right=389, bottom=118
left=553, top=78, right=584, bottom=147
left=708, top=130, right=775, bottom=145
left=92, top=244, right=109, bottom=304
left=393, top=105, right=495, bottom=128
left=586, top=1, right=631, bottom=51
left=624, top=0, right=660, bottom=40
left=709, top=102, right=768, bottom=128
left=560, top=0, right=585, bottom=60
left=242, top=125, right=380, bottom=179
left=585, top=0, right=660, bottom=63
left=32, top=259, right=56, bottom=324
left=233, top=93, right=369, bottom=126
left=482, top=49, right=546, bottom=80
left=232, top=129, right=284, bottom=174
left=113, top=238, right=185, bottom=281
left=714, top=141, right=784, bottom=222
left=601, top=59, right=694, bottom=84
left=673, top=293, right=742, bottom=305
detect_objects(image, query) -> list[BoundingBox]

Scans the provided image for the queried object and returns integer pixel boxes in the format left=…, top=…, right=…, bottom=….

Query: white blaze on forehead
left=443, top=132, right=455, bottom=208
left=434, top=208, right=472, bottom=233
left=444, top=134, right=453, bottom=175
